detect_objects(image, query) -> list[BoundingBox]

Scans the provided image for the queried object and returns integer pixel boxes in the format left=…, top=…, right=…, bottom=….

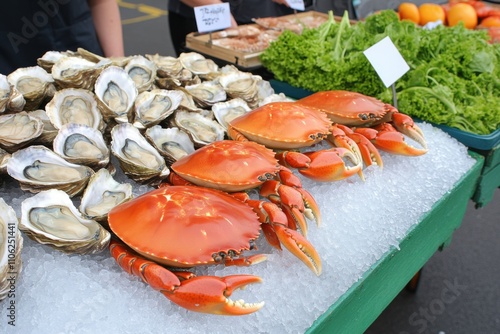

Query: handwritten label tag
left=194, top=3, right=232, bottom=33
left=286, top=0, right=305, bottom=11
left=363, top=36, right=409, bottom=87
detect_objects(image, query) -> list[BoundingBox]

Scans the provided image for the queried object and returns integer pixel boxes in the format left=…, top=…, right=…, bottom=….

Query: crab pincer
left=110, top=241, right=264, bottom=315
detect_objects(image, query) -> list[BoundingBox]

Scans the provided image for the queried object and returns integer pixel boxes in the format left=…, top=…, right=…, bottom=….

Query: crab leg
left=244, top=200, right=322, bottom=276
left=110, top=241, right=264, bottom=315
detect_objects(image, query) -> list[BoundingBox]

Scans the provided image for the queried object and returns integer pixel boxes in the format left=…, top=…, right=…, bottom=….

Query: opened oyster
left=145, top=125, right=195, bottom=165
left=79, top=168, right=133, bottom=223
left=217, top=71, right=264, bottom=108
left=212, top=98, right=251, bottom=130
left=94, top=66, right=138, bottom=123
left=20, top=189, right=110, bottom=255
left=1, top=74, right=25, bottom=113
left=110, top=123, right=169, bottom=184
left=179, top=52, right=219, bottom=80
left=7, top=145, right=94, bottom=196
left=172, top=110, right=225, bottom=147
left=184, top=81, right=227, bottom=108
left=0, top=112, right=44, bottom=153
left=7, top=66, right=55, bottom=110
left=27, top=109, right=58, bottom=145
left=45, top=88, right=104, bottom=132
left=124, top=55, right=156, bottom=92
left=52, top=123, right=110, bottom=169
left=146, top=54, right=183, bottom=78
left=133, top=89, right=183, bottom=129
left=37, top=50, right=77, bottom=73
left=51, top=56, right=111, bottom=90
left=0, top=198, right=23, bottom=301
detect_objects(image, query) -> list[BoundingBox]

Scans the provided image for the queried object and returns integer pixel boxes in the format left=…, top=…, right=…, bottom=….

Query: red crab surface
left=108, top=185, right=321, bottom=316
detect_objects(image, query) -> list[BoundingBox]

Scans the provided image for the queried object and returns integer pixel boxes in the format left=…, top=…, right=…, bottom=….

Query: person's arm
left=88, top=0, right=125, bottom=57
left=180, top=0, right=238, bottom=27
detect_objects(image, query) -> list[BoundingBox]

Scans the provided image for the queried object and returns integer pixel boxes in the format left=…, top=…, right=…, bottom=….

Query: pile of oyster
left=0, top=48, right=292, bottom=263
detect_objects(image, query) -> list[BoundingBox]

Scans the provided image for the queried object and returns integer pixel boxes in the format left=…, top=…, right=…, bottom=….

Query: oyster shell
left=217, top=71, right=262, bottom=108
left=0, top=112, right=44, bottom=153
left=6, top=145, right=94, bottom=196
left=27, top=109, right=58, bottom=144
left=52, top=123, right=110, bottom=169
left=132, top=89, right=183, bottom=129
left=124, top=55, right=156, bottom=92
left=0, top=198, right=23, bottom=301
left=179, top=52, right=219, bottom=80
left=77, top=48, right=131, bottom=68
left=45, top=88, right=104, bottom=132
left=20, top=189, right=110, bottom=255
left=212, top=98, right=251, bottom=130
left=51, top=56, right=111, bottom=90
left=145, top=126, right=195, bottom=165
left=0, top=148, right=10, bottom=174
left=7, top=66, right=55, bottom=110
left=37, top=50, right=77, bottom=73
left=146, top=54, right=183, bottom=78
left=1, top=74, right=24, bottom=113
left=173, top=110, right=225, bottom=147
left=94, top=66, right=138, bottom=124
left=184, top=81, right=227, bottom=108
left=110, top=123, right=169, bottom=184
left=79, top=168, right=133, bottom=223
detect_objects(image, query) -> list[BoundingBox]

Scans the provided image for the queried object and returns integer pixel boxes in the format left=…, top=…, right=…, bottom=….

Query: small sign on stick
left=194, top=3, right=232, bottom=33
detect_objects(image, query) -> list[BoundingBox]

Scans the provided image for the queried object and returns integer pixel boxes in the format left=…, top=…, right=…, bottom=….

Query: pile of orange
left=398, top=1, right=481, bottom=29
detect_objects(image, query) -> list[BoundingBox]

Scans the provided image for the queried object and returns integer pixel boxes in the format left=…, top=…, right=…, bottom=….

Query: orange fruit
left=478, top=16, right=500, bottom=28
left=419, top=3, right=446, bottom=26
left=447, top=3, right=478, bottom=29
left=398, top=2, right=420, bottom=24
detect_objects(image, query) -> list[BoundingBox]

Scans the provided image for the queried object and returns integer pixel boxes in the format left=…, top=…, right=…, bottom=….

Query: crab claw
left=355, top=122, right=427, bottom=156
left=274, top=225, right=322, bottom=276
left=331, top=124, right=383, bottom=170
left=111, top=241, right=264, bottom=316
left=164, top=275, right=264, bottom=315
left=276, top=148, right=362, bottom=182
left=391, top=113, right=428, bottom=152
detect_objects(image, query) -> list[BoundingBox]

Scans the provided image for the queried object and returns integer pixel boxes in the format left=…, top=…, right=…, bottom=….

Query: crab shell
left=171, top=140, right=279, bottom=192
left=108, top=185, right=261, bottom=268
left=297, top=90, right=394, bottom=127
left=228, top=101, right=331, bottom=149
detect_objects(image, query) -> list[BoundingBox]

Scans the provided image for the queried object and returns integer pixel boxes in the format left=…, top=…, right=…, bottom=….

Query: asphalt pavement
left=118, top=1, right=500, bottom=333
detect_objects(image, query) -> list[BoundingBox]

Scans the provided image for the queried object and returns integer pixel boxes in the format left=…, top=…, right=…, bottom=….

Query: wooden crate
left=185, top=11, right=330, bottom=69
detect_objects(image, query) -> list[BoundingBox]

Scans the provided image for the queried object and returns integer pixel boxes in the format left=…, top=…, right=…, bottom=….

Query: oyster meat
left=184, top=81, right=227, bottom=108
left=173, top=110, right=225, bottom=147
left=7, top=66, right=55, bottom=110
left=110, top=123, right=169, bottom=184
left=0, top=112, right=44, bottom=153
left=133, top=89, right=183, bottom=129
left=212, top=98, right=251, bottom=130
left=179, top=52, right=219, bottom=80
left=52, top=123, right=110, bottom=169
left=79, top=168, right=133, bottom=223
left=7, top=145, right=94, bottom=196
left=94, top=66, right=138, bottom=123
left=124, top=55, right=156, bottom=92
left=20, top=189, right=110, bottom=255
left=145, top=125, right=195, bottom=165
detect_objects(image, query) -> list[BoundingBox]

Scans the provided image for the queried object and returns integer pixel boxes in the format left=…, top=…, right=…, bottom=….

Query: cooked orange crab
left=169, top=140, right=321, bottom=257
left=227, top=102, right=365, bottom=182
left=109, top=185, right=321, bottom=316
left=297, top=90, right=428, bottom=166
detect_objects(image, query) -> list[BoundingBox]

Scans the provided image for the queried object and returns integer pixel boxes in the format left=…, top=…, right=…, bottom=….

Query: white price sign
left=194, top=3, right=232, bottom=33
left=286, top=0, right=305, bottom=11
left=363, top=36, right=409, bottom=87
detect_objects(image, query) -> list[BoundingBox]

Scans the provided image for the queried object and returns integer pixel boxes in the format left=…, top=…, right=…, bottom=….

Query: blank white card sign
left=286, top=0, right=305, bottom=11
left=194, top=3, right=231, bottom=33
left=363, top=36, right=409, bottom=87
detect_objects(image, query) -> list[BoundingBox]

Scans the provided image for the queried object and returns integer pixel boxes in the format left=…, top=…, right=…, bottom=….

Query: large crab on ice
left=296, top=90, right=428, bottom=168
left=227, top=101, right=366, bottom=182
left=109, top=184, right=321, bottom=316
